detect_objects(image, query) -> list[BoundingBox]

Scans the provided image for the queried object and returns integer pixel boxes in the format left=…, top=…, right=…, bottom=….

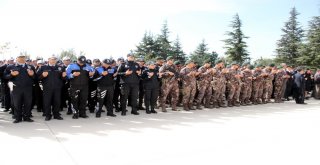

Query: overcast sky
left=0, top=0, right=319, bottom=61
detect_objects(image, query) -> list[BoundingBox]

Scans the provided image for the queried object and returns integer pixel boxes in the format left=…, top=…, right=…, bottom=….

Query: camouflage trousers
left=274, top=82, right=283, bottom=100
left=182, top=83, right=197, bottom=104
left=252, top=81, right=263, bottom=100
left=195, top=82, right=212, bottom=104
left=227, top=81, right=240, bottom=101
left=240, top=81, right=252, bottom=101
left=263, top=81, right=273, bottom=100
left=160, top=81, right=179, bottom=107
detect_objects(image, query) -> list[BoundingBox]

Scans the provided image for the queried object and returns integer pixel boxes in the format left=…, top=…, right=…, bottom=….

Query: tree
left=154, top=20, right=173, bottom=59
left=297, top=16, right=320, bottom=68
left=59, top=49, right=78, bottom=61
left=223, top=13, right=250, bottom=64
left=253, top=57, right=276, bottom=67
left=275, top=7, right=304, bottom=65
left=189, top=39, right=217, bottom=66
left=135, top=31, right=157, bottom=60
left=172, top=36, right=187, bottom=64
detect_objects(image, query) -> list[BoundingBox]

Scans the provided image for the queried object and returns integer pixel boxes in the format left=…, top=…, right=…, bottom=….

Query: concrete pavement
left=0, top=99, right=319, bottom=165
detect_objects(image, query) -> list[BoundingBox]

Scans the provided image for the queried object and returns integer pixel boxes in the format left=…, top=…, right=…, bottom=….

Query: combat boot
left=227, top=100, right=233, bottom=107
left=161, top=105, right=167, bottom=112
left=213, top=101, right=220, bottom=108
left=204, top=102, right=212, bottom=109
left=172, top=105, right=178, bottom=111
left=219, top=101, right=227, bottom=108
left=183, top=103, right=190, bottom=111
left=146, top=107, right=151, bottom=114
left=189, top=103, right=196, bottom=110
left=196, top=103, right=202, bottom=110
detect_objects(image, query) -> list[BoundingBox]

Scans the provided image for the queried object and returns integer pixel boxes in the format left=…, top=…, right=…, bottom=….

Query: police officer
left=37, top=55, right=65, bottom=121
left=95, top=59, right=117, bottom=118
left=61, top=56, right=73, bottom=114
left=293, top=67, right=306, bottom=104
left=141, top=61, right=161, bottom=114
left=87, top=59, right=99, bottom=113
left=117, top=53, right=141, bottom=116
left=4, top=55, right=36, bottom=123
left=113, top=57, right=124, bottom=112
left=0, top=57, right=14, bottom=112
left=137, top=58, right=146, bottom=110
left=66, top=56, right=95, bottom=119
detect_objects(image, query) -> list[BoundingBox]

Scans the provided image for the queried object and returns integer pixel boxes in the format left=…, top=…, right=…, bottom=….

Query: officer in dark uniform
left=0, top=57, right=14, bottom=112
left=95, top=59, right=117, bottom=118
left=293, top=67, right=306, bottom=104
left=137, top=58, right=146, bottom=110
left=34, top=59, right=44, bottom=115
left=61, top=56, right=72, bottom=115
left=4, top=55, right=36, bottom=123
left=37, top=55, right=65, bottom=121
left=113, top=57, right=124, bottom=112
left=117, top=53, right=141, bottom=116
left=87, top=59, right=100, bottom=113
left=66, top=56, right=95, bottom=119
left=141, top=61, right=161, bottom=114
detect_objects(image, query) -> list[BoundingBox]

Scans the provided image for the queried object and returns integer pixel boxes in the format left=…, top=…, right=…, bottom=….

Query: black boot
left=189, top=103, right=196, bottom=110
left=196, top=103, right=202, bottom=110
left=150, top=107, right=157, bottom=113
left=146, top=107, right=151, bottom=114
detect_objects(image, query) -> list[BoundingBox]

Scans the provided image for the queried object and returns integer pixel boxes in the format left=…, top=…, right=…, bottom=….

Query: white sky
left=0, top=0, right=318, bottom=61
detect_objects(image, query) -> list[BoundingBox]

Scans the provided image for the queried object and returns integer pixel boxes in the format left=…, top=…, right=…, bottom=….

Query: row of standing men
left=0, top=54, right=292, bottom=123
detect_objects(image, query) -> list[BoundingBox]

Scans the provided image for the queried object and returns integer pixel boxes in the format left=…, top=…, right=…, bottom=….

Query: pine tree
left=155, top=20, right=173, bottom=59
left=172, top=36, right=187, bottom=64
left=297, top=16, right=320, bottom=68
left=135, top=31, right=157, bottom=60
left=189, top=39, right=214, bottom=66
left=275, top=7, right=304, bottom=65
left=223, top=13, right=250, bottom=64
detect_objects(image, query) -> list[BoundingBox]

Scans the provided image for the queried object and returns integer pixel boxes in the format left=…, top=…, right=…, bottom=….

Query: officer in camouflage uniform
left=240, top=63, right=253, bottom=105
left=252, top=64, right=264, bottom=105
left=211, top=60, right=227, bottom=108
left=225, top=63, right=241, bottom=107
left=159, top=56, right=180, bottom=112
left=263, top=64, right=276, bottom=103
left=274, top=66, right=286, bottom=103
left=195, top=60, right=213, bottom=109
left=180, top=60, right=199, bottom=111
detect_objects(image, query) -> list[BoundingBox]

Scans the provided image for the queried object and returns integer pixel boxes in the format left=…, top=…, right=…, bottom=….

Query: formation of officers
left=0, top=53, right=307, bottom=123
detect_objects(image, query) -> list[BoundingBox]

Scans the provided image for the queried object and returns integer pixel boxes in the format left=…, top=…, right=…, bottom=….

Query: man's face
left=77, top=60, right=85, bottom=66
left=127, top=56, right=134, bottom=61
left=167, top=59, right=174, bottom=65
left=137, top=61, right=145, bottom=67
left=148, top=64, right=155, bottom=70
left=102, top=63, right=110, bottom=68
left=63, top=59, right=71, bottom=66
left=94, top=61, right=101, bottom=67
left=16, top=57, right=26, bottom=64
left=49, top=58, right=57, bottom=65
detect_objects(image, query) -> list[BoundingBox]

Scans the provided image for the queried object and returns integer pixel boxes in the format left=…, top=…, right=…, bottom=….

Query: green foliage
left=275, top=7, right=304, bottom=65
left=189, top=39, right=218, bottom=66
left=172, top=36, right=187, bottom=64
left=253, top=57, right=277, bottom=67
left=58, top=49, right=79, bottom=61
left=223, top=13, right=250, bottom=65
left=296, top=16, right=320, bottom=68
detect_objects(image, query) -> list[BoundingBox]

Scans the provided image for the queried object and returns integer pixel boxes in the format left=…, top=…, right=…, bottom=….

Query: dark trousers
left=61, top=84, right=71, bottom=111
left=120, top=83, right=139, bottom=112
left=113, top=83, right=121, bottom=109
left=11, top=86, right=33, bottom=120
left=293, top=87, right=304, bottom=104
left=1, top=83, right=11, bottom=110
left=96, top=86, right=114, bottom=114
left=139, top=82, right=144, bottom=107
left=43, top=88, right=61, bottom=117
left=144, top=88, right=159, bottom=109
left=70, top=85, right=88, bottom=116
left=88, top=84, right=97, bottom=111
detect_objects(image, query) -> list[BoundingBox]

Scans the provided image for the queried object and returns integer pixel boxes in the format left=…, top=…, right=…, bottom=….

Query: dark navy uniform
left=4, top=63, right=36, bottom=123
left=95, top=60, right=117, bottom=117
left=37, top=64, right=65, bottom=120
left=66, top=57, right=94, bottom=119
left=117, top=59, right=141, bottom=116
left=141, top=67, right=160, bottom=114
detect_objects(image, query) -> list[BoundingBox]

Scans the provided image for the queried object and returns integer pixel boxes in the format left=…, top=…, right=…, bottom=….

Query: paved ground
left=0, top=99, right=320, bottom=165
